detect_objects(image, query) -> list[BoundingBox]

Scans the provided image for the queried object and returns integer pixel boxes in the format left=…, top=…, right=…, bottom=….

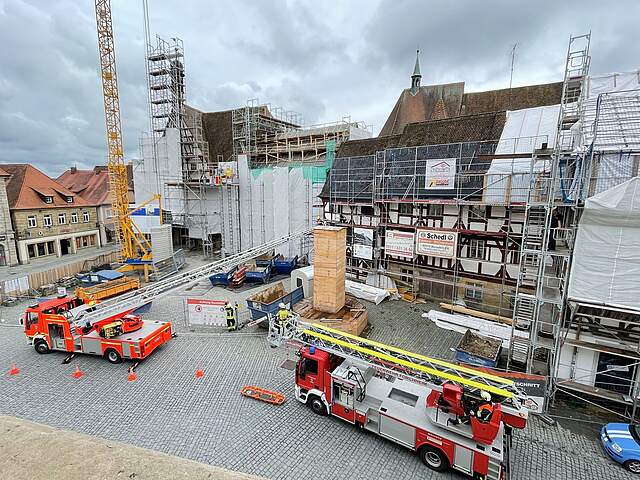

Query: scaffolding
left=325, top=136, right=551, bottom=317
left=143, top=16, right=214, bottom=256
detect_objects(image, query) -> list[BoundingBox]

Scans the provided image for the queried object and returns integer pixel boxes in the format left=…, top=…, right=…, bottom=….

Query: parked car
left=601, top=423, right=640, bottom=473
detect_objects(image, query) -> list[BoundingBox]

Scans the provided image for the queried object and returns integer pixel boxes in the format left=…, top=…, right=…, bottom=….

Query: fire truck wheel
left=309, top=396, right=327, bottom=416
left=419, top=445, right=449, bottom=472
left=104, top=349, right=122, bottom=364
left=34, top=340, right=50, bottom=354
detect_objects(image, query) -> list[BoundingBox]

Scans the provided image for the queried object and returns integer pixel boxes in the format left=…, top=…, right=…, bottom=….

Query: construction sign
left=416, top=229, right=458, bottom=259
left=425, top=158, right=456, bottom=190
left=353, top=227, right=374, bottom=260
left=186, top=299, right=227, bottom=326
left=385, top=230, right=414, bottom=259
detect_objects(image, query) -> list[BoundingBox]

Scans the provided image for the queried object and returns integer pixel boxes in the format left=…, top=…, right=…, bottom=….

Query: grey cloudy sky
left=1, top=0, right=639, bottom=176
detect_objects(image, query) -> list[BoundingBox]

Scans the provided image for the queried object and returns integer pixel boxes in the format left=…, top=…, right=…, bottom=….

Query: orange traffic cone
left=72, top=365, right=84, bottom=379
left=127, top=368, right=137, bottom=382
left=195, top=368, right=204, bottom=378
left=8, top=363, right=19, bottom=376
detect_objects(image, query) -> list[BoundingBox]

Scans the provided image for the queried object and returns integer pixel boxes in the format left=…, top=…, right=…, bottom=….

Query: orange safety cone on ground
left=72, top=365, right=84, bottom=379
left=195, top=368, right=204, bottom=378
left=8, top=363, right=20, bottom=376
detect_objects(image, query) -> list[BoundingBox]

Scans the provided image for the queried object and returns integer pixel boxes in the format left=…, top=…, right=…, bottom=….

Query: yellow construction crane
left=94, top=0, right=154, bottom=264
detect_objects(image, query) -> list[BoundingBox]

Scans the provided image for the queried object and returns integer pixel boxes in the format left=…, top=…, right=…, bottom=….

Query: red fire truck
left=282, top=322, right=528, bottom=479
left=22, top=295, right=172, bottom=363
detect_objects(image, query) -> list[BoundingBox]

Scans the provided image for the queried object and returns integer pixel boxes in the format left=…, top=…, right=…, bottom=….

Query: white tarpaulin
left=568, top=177, right=640, bottom=311
left=345, top=280, right=389, bottom=305
left=423, top=310, right=528, bottom=348
left=485, top=105, right=560, bottom=203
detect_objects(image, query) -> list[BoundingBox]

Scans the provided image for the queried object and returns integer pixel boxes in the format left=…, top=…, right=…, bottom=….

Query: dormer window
left=44, top=196, right=53, bottom=204
left=66, top=196, right=73, bottom=203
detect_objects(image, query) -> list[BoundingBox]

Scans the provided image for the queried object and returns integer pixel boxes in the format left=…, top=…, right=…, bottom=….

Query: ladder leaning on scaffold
left=268, top=314, right=528, bottom=411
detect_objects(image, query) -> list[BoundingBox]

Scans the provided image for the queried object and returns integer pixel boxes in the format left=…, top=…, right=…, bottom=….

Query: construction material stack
left=313, top=226, right=346, bottom=313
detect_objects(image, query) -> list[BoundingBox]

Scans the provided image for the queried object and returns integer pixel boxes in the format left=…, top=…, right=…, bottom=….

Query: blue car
left=601, top=423, right=640, bottom=473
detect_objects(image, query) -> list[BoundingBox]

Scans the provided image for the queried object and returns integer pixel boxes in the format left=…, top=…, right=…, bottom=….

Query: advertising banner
left=353, top=227, right=374, bottom=260
left=385, top=230, right=415, bottom=259
left=425, top=158, right=456, bottom=190
left=416, top=229, right=458, bottom=259
left=186, top=298, right=227, bottom=326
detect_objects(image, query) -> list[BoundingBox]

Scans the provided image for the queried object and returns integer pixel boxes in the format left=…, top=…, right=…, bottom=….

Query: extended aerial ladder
left=73, top=230, right=312, bottom=327
left=270, top=316, right=528, bottom=422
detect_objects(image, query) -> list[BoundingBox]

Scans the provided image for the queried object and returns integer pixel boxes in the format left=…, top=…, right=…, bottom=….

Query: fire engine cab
left=22, top=295, right=172, bottom=363
left=280, top=321, right=528, bottom=480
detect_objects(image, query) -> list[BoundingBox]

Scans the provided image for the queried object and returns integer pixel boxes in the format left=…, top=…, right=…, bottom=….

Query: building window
left=43, top=215, right=52, bottom=227
left=398, top=203, right=412, bottom=215
left=44, top=196, right=53, bottom=204
left=468, top=239, right=486, bottom=259
left=469, top=205, right=486, bottom=221
left=82, top=211, right=90, bottom=223
left=58, top=213, right=66, bottom=225
left=66, top=196, right=73, bottom=203
left=464, top=283, right=483, bottom=301
left=76, top=234, right=96, bottom=249
left=400, top=268, right=411, bottom=284
left=106, top=208, right=113, bottom=219
left=429, top=204, right=443, bottom=216
left=361, top=206, right=374, bottom=216
left=27, top=216, right=37, bottom=228
left=71, top=212, right=78, bottom=223
left=27, top=244, right=35, bottom=258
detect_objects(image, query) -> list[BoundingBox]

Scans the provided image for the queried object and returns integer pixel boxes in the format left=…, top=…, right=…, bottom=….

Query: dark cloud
left=0, top=0, right=638, bottom=176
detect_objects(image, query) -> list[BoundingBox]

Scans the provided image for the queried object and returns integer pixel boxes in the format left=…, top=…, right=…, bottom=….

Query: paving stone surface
left=0, top=264, right=633, bottom=479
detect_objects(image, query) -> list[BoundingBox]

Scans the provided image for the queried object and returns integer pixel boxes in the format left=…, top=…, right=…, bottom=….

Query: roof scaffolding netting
left=579, top=71, right=640, bottom=152
left=568, top=177, right=640, bottom=311
left=484, top=105, right=559, bottom=203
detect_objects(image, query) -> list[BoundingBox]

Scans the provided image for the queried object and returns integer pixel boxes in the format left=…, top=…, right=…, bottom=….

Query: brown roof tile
left=202, top=109, right=233, bottom=163
left=380, top=81, right=562, bottom=137
left=56, top=167, right=111, bottom=206
left=0, top=167, right=10, bottom=177
left=0, top=164, right=89, bottom=210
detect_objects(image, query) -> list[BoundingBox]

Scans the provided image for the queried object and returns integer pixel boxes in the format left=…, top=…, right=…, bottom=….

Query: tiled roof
left=202, top=109, right=234, bottom=164
left=380, top=81, right=563, bottom=137
left=337, top=111, right=506, bottom=157
left=56, top=166, right=111, bottom=206
left=0, top=164, right=89, bottom=210
left=0, top=167, right=10, bottom=177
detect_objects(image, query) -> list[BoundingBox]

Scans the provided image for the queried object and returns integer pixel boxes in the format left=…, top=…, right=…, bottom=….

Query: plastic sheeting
left=345, top=280, right=389, bottom=305
left=423, top=310, right=527, bottom=348
left=484, top=105, right=559, bottom=204
left=568, top=177, right=640, bottom=311
left=237, top=155, right=314, bottom=258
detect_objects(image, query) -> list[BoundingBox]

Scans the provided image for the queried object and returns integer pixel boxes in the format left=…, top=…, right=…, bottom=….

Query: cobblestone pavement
left=0, top=321, right=632, bottom=480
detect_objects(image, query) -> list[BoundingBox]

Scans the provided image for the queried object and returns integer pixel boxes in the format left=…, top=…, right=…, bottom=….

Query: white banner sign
left=353, top=227, right=374, bottom=260
left=385, top=230, right=414, bottom=259
left=425, top=158, right=456, bottom=190
left=416, top=229, right=458, bottom=259
left=186, top=298, right=227, bottom=326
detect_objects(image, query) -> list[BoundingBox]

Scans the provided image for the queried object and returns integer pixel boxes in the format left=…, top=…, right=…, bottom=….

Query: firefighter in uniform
left=475, top=390, right=494, bottom=423
left=448, top=390, right=494, bottom=426
left=225, top=301, right=236, bottom=332
left=276, top=303, right=290, bottom=334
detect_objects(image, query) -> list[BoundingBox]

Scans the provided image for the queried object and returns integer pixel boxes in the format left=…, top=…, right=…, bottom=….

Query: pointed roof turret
left=411, top=49, right=422, bottom=94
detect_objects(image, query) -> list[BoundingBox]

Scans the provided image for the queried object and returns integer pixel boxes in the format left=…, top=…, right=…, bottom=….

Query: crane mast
left=95, top=0, right=152, bottom=262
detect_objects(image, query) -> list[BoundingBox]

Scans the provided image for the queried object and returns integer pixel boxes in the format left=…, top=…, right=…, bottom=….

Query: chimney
left=70, top=167, right=77, bottom=174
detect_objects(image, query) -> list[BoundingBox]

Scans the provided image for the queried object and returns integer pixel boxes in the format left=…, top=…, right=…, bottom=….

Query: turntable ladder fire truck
left=22, top=230, right=311, bottom=363
left=271, top=318, right=528, bottom=479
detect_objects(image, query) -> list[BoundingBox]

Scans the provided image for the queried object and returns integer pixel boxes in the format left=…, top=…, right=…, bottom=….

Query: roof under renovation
left=380, top=81, right=563, bottom=136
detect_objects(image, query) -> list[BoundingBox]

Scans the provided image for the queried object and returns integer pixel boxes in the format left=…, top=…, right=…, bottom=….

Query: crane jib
left=302, top=328, right=514, bottom=399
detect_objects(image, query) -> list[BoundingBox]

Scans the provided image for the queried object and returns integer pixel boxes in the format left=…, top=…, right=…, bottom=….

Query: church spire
left=411, top=49, right=421, bottom=94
